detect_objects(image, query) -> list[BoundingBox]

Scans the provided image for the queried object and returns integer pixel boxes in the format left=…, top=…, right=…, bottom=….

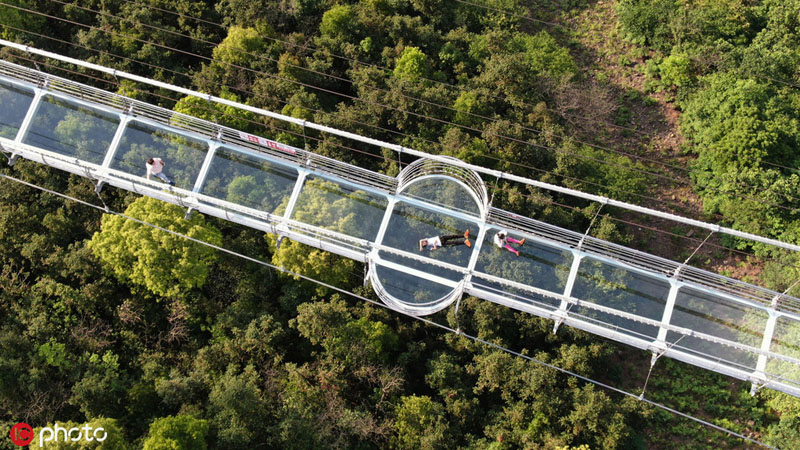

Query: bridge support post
left=371, top=197, right=398, bottom=256
left=192, top=142, right=220, bottom=194
left=751, top=298, right=779, bottom=396
left=282, top=168, right=309, bottom=221
left=14, top=86, right=46, bottom=144
left=463, top=224, right=488, bottom=290
left=553, top=251, right=583, bottom=333
left=650, top=280, right=680, bottom=355
left=94, top=115, right=132, bottom=192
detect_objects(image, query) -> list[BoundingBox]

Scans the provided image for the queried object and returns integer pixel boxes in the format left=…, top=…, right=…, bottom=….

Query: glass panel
left=475, top=227, right=572, bottom=294
left=379, top=251, right=463, bottom=284
left=667, top=287, right=767, bottom=369
left=374, top=201, right=477, bottom=308
left=401, top=177, right=481, bottom=216
left=374, top=263, right=456, bottom=307
left=571, top=258, right=668, bottom=339
left=111, top=120, right=208, bottom=190
left=291, top=175, right=388, bottom=241
left=200, top=147, right=297, bottom=214
left=382, top=201, right=477, bottom=268
left=767, top=316, right=800, bottom=388
left=23, top=95, right=119, bottom=165
left=569, top=308, right=656, bottom=342
left=0, top=80, right=34, bottom=139
left=470, top=277, right=562, bottom=311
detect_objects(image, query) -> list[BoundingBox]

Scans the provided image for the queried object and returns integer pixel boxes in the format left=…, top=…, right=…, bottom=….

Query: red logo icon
left=10, top=423, right=33, bottom=446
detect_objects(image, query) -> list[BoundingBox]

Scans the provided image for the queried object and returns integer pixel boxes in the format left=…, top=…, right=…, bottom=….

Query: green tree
left=394, top=47, right=432, bottom=80
left=267, top=238, right=357, bottom=297
left=0, top=0, right=45, bottom=41
left=680, top=72, right=800, bottom=243
left=392, top=395, right=451, bottom=450
left=70, top=352, right=127, bottom=419
left=208, top=365, right=277, bottom=449
left=142, top=415, right=208, bottom=450
left=212, top=26, right=272, bottom=67
left=173, top=91, right=258, bottom=133
left=452, top=90, right=492, bottom=128
left=738, top=0, right=800, bottom=83
left=88, top=197, right=223, bottom=298
left=320, top=5, right=360, bottom=40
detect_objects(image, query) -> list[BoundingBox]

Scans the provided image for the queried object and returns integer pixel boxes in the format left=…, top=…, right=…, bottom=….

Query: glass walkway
left=1, top=59, right=799, bottom=398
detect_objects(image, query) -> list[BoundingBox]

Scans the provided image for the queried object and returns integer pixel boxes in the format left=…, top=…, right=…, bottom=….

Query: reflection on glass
left=571, top=257, right=667, bottom=339
left=111, top=121, right=208, bottom=190
left=667, top=287, right=767, bottom=369
left=401, top=177, right=481, bottom=216
left=0, top=80, right=34, bottom=139
left=382, top=201, right=477, bottom=268
left=379, top=250, right=463, bottom=285
left=768, top=316, right=800, bottom=388
left=23, top=95, right=119, bottom=165
left=470, top=278, right=562, bottom=311
left=291, top=176, right=388, bottom=241
left=201, top=147, right=297, bottom=215
left=374, top=263, right=456, bottom=306
left=475, top=227, right=572, bottom=294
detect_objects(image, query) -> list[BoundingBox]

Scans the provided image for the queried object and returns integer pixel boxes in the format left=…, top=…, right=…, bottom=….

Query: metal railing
left=487, top=207, right=800, bottom=316
left=397, top=156, right=489, bottom=219
left=0, top=59, right=396, bottom=194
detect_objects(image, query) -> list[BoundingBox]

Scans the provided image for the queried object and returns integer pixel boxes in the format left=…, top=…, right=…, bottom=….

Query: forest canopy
left=1, top=0, right=800, bottom=449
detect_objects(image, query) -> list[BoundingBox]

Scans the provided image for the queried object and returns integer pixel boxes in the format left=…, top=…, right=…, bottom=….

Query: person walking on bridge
left=146, top=157, right=174, bottom=186
left=493, top=230, right=525, bottom=256
left=419, top=229, right=471, bottom=251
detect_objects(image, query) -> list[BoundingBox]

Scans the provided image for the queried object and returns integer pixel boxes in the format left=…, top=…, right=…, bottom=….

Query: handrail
left=3, top=39, right=800, bottom=254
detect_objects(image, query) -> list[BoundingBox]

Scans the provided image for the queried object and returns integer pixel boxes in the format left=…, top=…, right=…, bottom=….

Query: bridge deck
left=1, top=59, right=798, bottom=398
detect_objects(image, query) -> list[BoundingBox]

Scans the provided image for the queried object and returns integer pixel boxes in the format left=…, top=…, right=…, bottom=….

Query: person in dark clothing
left=419, top=229, right=471, bottom=251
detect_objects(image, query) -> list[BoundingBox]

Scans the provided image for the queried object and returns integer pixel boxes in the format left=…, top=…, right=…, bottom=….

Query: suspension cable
left=117, top=0, right=654, bottom=139
left=50, top=0, right=701, bottom=182
left=6, top=25, right=738, bottom=224
left=6, top=3, right=800, bottom=213
left=67, top=0, right=800, bottom=202
left=19, top=0, right=800, bottom=209
left=2, top=37, right=800, bottom=255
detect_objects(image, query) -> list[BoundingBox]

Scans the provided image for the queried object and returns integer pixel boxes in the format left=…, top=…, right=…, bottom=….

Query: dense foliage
left=617, top=0, right=800, bottom=446
left=1, top=0, right=798, bottom=449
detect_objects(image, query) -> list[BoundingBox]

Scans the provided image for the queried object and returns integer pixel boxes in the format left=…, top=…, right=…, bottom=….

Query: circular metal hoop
left=367, top=259, right=465, bottom=316
left=397, top=156, right=489, bottom=220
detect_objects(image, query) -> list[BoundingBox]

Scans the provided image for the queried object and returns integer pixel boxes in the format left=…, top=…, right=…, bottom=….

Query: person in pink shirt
left=145, top=157, right=174, bottom=186
left=493, top=230, right=525, bottom=256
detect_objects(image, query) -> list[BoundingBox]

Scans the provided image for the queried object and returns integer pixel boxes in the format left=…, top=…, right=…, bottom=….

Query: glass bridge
left=1, top=59, right=799, bottom=398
